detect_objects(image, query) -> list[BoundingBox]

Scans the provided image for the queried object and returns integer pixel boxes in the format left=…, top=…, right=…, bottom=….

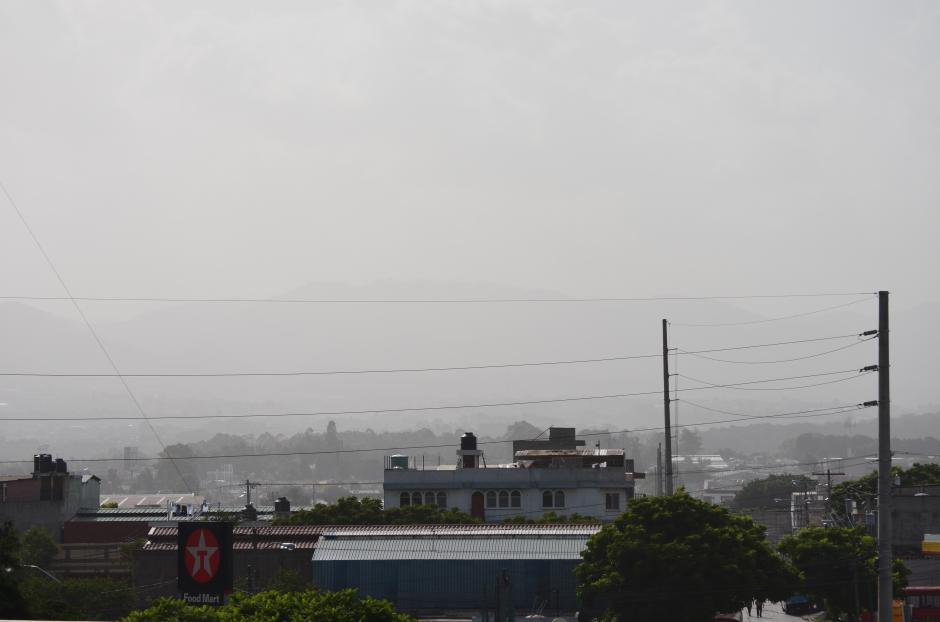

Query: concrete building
left=383, top=428, right=639, bottom=522
left=0, top=454, right=100, bottom=540
left=892, top=485, right=940, bottom=554
left=313, top=524, right=598, bottom=617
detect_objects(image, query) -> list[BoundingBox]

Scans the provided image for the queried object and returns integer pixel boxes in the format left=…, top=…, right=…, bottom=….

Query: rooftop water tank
left=460, top=432, right=477, bottom=451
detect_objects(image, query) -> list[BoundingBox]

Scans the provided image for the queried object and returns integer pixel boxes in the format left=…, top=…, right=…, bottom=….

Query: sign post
left=178, top=522, right=233, bottom=606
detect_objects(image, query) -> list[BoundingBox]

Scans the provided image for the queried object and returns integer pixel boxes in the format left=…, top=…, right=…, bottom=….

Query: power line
left=0, top=177, right=193, bottom=492
left=0, top=402, right=874, bottom=464
left=0, top=292, right=876, bottom=304
left=679, top=368, right=874, bottom=392
left=678, top=336, right=875, bottom=365
left=679, top=399, right=861, bottom=420
left=0, top=333, right=870, bottom=378
left=0, top=370, right=871, bottom=423
left=669, top=296, right=875, bottom=327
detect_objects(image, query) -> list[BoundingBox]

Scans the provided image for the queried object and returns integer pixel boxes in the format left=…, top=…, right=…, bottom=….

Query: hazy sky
left=1, top=1, right=938, bottom=305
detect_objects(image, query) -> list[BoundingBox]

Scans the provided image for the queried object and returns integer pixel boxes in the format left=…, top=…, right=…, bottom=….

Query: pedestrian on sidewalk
left=755, top=600, right=763, bottom=617
left=746, top=600, right=752, bottom=617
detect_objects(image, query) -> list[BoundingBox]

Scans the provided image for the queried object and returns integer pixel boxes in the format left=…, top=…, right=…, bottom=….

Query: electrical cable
left=0, top=402, right=875, bottom=464
left=678, top=368, right=874, bottom=392
left=0, top=292, right=876, bottom=304
left=0, top=177, right=193, bottom=492
left=670, top=296, right=875, bottom=327
left=678, top=336, right=875, bottom=365
left=0, top=370, right=870, bottom=422
left=0, top=333, right=869, bottom=378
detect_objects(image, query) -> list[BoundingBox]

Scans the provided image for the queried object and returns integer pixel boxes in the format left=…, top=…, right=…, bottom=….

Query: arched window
left=486, top=491, right=497, bottom=508
left=542, top=490, right=553, bottom=508
left=510, top=491, right=521, bottom=508
left=436, top=492, right=447, bottom=508
left=498, top=490, right=509, bottom=508
left=554, top=490, right=565, bottom=508
left=425, top=492, right=435, bottom=505
left=412, top=492, right=422, bottom=505
left=400, top=492, right=410, bottom=507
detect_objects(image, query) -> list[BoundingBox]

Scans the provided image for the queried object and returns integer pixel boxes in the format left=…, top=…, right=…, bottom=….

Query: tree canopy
left=20, top=526, right=60, bottom=568
left=0, top=521, right=27, bottom=619
left=276, top=496, right=480, bottom=525
left=732, top=473, right=815, bottom=510
left=122, top=588, right=415, bottom=622
left=576, top=492, right=797, bottom=622
left=778, top=526, right=909, bottom=622
left=830, top=463, right=940, bottom=517
left=501, top=511, right=600, bottom=524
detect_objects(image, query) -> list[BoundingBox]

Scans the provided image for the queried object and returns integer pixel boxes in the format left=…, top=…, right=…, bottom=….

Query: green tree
left=19, top=576, right=137, bottom=621
left=279, top=497, right=384, bottom=525
left=779, top=526, right=909, bottom=621
left=277, top=496, right=479, bottom=526
left=20, top=526, right=60, bottom=568
left=382, top=504, right=479, bottom=525
left=0, top=521, right=27, bottom=619
left=830, top=463, right=940, bottom=518
left=155, top=444, right=198, bottom=491
left=732, top=474, right=815, bottom=510
left=122, top=588, right=416, bottom=622
left=502, top=511, right=600, bottom=525
left=576, top=492, right=797, bottom=622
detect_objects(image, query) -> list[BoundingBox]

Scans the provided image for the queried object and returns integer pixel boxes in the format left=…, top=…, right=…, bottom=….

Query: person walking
left=746, top=600, right=753, bottom=617
left=755, top=600, right=763, bottom=617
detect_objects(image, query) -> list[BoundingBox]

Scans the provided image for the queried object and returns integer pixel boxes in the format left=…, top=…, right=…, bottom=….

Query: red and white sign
left=183, top=528, right=220, bottom=583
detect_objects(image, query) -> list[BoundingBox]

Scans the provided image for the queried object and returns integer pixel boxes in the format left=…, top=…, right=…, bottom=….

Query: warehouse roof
left=319, top=524, right=600, bottom=537
left=313, top=530, right=597, bottom=561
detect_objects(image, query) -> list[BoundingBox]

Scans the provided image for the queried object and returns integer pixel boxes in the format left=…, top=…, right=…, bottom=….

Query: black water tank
left=460, top=432, right=477, bottom=450
left=37, top=454, right=53, bottom=474
left=55, top=458, right=67, bottom=474
left=274, top=497, right=291, bottom=513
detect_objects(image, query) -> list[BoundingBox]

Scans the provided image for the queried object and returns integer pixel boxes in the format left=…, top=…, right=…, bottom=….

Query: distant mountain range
left=1, top=280, right=937, bottom=459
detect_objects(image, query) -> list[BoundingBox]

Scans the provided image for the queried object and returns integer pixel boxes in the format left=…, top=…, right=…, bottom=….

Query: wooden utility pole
left=877, top=291, right=892, bottom=622
left=662, top=319, right=673, bottom=495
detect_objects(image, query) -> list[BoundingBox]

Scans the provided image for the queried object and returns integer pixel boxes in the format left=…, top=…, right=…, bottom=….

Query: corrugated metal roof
left=146, top=525, right=327, bottom=539
left=514, top=449, right=624, bottom=457
left=144, top=541, right=317, bottom=551
left=319, top=524, right=601, bottom=537
left=313, top=535, right=592, bottom=561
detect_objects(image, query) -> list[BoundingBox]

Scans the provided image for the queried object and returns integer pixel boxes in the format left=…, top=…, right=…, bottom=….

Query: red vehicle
left=902, top=586, right=940, bottom=622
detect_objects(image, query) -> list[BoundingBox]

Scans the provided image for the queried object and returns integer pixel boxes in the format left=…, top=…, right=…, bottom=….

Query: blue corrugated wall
left=314, top=559, right=580, bottom=612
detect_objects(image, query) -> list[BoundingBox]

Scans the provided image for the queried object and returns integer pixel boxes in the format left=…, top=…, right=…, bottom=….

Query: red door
left=471, top=492, right=485, bottom=520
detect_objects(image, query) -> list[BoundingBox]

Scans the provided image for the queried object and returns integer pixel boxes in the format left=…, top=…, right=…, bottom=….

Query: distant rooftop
left=100, top=493, right=204, bottom=509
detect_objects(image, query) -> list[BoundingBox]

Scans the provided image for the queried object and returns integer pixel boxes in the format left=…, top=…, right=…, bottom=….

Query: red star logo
left=184, top=528, right=220, bottom=583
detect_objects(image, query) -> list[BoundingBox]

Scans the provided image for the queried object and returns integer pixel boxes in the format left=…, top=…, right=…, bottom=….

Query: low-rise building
left=313, top=524, right=598, bottom=617
left=0, top=454, right=100, bottom=540
left=383, top=428, right=640, bottom=522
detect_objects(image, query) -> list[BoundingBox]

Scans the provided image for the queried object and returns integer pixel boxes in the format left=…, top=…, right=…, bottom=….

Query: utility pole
left=656, top=443, right=664, bottom=496
left=662, top=319, right=673, bottom=495
left=877, top=291, right=892, bottom=622
left=812, top=466, right=846, bottom=502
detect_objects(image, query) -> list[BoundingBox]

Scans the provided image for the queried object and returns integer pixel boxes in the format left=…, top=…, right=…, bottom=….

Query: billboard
left=177, top=522, right=234, bottom=605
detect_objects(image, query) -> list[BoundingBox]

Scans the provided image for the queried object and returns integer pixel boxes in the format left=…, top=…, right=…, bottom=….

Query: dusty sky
left=0, top=1, right=937, bottom=307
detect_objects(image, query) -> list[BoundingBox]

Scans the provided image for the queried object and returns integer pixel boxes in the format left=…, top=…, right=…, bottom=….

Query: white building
left=383, top=428, right=640, bottom=522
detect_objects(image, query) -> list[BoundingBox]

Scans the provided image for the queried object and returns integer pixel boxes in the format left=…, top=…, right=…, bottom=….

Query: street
left=743, top=601, right=812, bottom=621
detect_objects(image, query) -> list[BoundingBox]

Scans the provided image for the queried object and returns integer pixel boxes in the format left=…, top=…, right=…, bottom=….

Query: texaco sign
left=177, top=522, right=233, bottom=605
